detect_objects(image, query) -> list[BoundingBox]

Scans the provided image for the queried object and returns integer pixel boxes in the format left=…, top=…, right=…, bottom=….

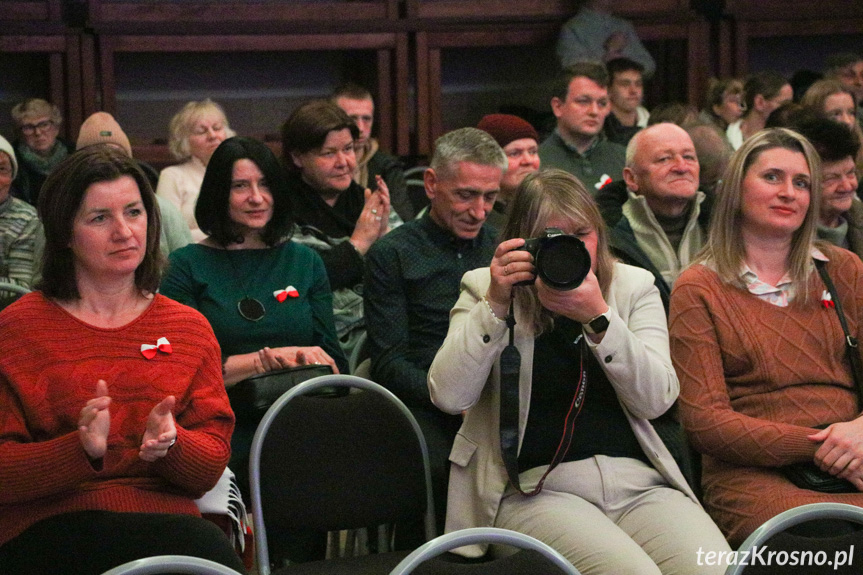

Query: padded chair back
left=726, top=502, right=863, bottom=575
left=99, top=555, right=245, bottom=575
left=389, top=527, right=581, bottom=575
left=250, top=375, right=435, bottom=575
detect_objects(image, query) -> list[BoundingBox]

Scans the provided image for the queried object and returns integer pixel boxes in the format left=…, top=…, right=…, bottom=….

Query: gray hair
left=430, top=127, right=507, bottom=178
left=12, top=98, right=62, bottom=128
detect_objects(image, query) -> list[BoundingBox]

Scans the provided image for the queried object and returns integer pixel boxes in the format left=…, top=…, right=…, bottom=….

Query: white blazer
left=428, top=262, right=698, bottom=557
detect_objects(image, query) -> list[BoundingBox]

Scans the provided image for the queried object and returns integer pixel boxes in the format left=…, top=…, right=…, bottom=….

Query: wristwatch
left=583, top=308, right=611, bottom=335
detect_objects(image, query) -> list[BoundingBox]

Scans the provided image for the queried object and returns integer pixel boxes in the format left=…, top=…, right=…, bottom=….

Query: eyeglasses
left=20, top=120, right=55, bottom=135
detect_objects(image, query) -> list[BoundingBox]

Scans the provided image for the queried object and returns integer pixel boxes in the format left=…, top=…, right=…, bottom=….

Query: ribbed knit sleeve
left=669, top=259, right=862, bottom=468
left=149, top=308, right=232, bottom=497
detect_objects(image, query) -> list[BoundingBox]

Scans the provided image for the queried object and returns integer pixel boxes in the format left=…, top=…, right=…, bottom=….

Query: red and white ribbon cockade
left=595, top=174, right=612, bottom=190
left=821, top=290, right=835, bottom=309
left=273, top=286, right=300, bottom=303
left=141, top=337, right=173, bottom=359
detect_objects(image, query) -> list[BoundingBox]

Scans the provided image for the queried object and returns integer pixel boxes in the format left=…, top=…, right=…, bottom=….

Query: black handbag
left=227, top=364, right=335, bottom=423
left=784, top=436, right=856, bottom=494
left=780, top=261, right=861, bottom=494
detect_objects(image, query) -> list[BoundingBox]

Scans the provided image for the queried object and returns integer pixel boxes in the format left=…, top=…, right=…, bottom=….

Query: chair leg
left=378, top=524, right=391, bottom=553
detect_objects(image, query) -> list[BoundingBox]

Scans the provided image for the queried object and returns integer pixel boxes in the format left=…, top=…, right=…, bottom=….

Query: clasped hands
left=78, top=379, right=177, bottom=462
left=809, top=418, right=863, bottom=491
left=485, top=238, right=608, bottom=325
left=254, top=346, right=339, bottom=374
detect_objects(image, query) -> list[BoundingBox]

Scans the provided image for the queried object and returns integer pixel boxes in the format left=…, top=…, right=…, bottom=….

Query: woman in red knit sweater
left=0, top=146, right=246, bottom=574
left=670, top=128, right=863, bottom=547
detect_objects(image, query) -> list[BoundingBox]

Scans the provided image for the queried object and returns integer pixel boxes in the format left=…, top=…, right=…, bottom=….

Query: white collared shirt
left=738, top=247, right=828, bottom=307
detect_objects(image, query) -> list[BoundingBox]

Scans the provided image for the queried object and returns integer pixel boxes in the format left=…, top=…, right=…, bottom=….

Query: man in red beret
left=476, top=113, right=541, bottom=231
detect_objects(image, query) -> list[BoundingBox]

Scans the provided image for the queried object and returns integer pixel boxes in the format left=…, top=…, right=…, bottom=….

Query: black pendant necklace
left=226, top=247, right=266, bottom=322
left=237, top=297, right=265, bottom=322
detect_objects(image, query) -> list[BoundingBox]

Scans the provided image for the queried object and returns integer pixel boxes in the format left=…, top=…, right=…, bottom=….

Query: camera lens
left=536, top=235, right=591, bottom=290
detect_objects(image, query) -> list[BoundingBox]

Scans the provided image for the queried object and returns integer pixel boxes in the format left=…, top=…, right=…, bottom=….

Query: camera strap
left=498, top=298, right=588, bottom=497
left=815, top=259, right=863, bottom=410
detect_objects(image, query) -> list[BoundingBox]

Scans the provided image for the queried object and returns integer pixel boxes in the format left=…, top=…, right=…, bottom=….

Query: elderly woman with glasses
left=10, top=98, right=73, bottom=206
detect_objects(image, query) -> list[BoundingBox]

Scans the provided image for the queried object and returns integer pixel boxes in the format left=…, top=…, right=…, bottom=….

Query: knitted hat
left=476, top=114, right=539, bottom=148
left=0, top=134, right=18, bottom=180
left=76, top=112, right=132, bottom=157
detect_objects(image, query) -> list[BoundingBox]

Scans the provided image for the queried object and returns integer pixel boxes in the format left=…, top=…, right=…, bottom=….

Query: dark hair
left=36, top=145, right=163, bottom=300
left=793, top=117, right=861, bottom=164
left=703, top=77, right=743, bottom=110
left=606, top=57, right=644, bottom=81
left=825, top=52, right=863, bottom=75
left=281, top=100, right=360, bottom=171
left=647, top=102, right=699, bottom=127
left=552, top=62, right=609, bottom=100
left=764, top=101, right=815, bottom=129
left=195, top=136, right=293, bottom=247
left=743, top=71, right=789, bottom=114
left=331, top=82, right=373, bottom=102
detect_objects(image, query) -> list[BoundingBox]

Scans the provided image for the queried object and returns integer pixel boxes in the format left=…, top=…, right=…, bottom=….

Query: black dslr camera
left=515, top=227, right=591, bottom=290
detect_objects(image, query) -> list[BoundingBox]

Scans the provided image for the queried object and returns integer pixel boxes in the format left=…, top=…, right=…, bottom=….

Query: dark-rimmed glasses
left=20, top=120, right=55, bottom=135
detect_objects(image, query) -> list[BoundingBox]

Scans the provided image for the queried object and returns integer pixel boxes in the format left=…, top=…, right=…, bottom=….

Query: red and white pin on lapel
left=595, top=174, right=612, bottom=190
left=274, top=286, right=300, bottom=303
left=821, top=290, right=835, bottom=309
left=141, top=337, right=172, bottom=359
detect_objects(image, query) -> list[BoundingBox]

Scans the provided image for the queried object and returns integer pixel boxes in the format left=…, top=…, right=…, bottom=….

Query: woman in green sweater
left=160, top=137, right=347, bottom=501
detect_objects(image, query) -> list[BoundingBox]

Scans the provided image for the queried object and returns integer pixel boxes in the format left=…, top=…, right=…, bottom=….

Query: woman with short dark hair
left=0, top=145, right=244, bottom=574
left=161, top=136, right=346, bottom=499
left=281, top=99, right=392, bottom=357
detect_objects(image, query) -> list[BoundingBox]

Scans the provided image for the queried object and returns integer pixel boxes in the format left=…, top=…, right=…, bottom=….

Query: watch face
left=589, top=315, right=610, bottom=333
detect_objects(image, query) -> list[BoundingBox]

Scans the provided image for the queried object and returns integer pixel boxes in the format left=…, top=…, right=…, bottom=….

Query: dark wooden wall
left=2, top=0, right=862, bottom=166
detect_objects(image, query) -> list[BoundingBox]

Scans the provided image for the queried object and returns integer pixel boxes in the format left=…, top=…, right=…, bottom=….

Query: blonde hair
left=802, top=78, right=857, bottom=111
left=698, top=128, right=823, bottom=301
left=801, top=78, right=863, bottom=170
left=502, top=169, right=615, bottom=333
left=11, top=98, right=62, bottom=127
left=167, top=98, right=234, bottom=161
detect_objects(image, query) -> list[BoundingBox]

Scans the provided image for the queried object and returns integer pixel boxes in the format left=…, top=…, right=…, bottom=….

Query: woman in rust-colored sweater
left=0, top=146, right=245, bottom=574
left=670, top=128, right=863, bottom=547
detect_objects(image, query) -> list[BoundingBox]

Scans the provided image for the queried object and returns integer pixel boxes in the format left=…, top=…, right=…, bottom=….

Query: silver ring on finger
left=371, top=209, right=378, bottom=214
left=375, top=216, right=382, bottom=221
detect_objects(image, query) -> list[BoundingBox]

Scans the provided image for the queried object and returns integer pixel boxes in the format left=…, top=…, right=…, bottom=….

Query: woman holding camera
left=428, top=169, right=728, bottom=574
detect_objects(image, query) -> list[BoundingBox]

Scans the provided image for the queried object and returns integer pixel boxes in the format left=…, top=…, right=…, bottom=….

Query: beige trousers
left=494, top=455, right=730, bottom=575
